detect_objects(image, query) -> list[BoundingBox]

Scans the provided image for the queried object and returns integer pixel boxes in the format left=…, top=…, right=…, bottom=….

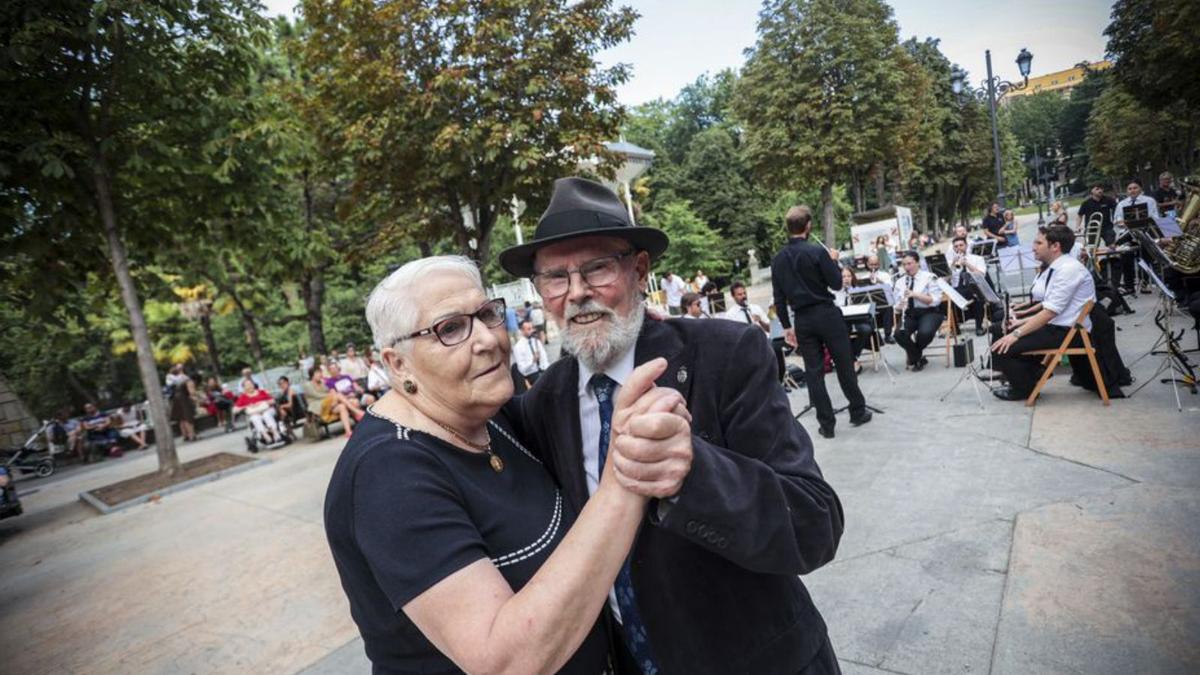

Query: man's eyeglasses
left=394, top=298, right=507, bottom=347
left=531, top=250, right=635, bottom=300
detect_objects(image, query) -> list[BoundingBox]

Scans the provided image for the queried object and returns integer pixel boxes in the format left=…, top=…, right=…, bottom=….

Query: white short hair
left=365, top=255, right=484, bottom=353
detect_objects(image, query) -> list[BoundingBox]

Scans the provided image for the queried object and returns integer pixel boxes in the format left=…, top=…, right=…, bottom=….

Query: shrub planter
left=79, top=452, right=267, bottom=515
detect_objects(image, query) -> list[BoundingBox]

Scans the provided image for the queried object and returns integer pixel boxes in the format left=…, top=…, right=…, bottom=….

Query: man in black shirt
left=1076, top=183, right=1130, bottom=297
left=772, top=205, right=870, bottom=439
left=1155, top=171, right=1182, bottom=217
left=982, top=202, right=1007, bottom=249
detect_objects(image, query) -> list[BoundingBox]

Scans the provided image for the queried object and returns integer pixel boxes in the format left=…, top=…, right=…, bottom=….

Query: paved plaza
left=1, top=215, right=1197, bottom=675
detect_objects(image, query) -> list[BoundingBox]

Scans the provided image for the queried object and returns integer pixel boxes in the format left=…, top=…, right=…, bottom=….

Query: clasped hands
left=605, top=357, right=694, bottom=499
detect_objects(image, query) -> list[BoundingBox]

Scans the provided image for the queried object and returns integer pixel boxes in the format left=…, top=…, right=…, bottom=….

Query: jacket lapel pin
left=677, top=366, right=688, bottom=384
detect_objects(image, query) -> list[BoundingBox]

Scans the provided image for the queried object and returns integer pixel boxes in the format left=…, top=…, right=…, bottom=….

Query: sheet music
left=968, top=270, right=1001, bottom=304
left=998, top=246, right=1037, bottom=273
left=937, top=279, right=972, bottom=309
left=849, top=283, right=894, bottom=306
left=1137, top=259, right=1175, bottom=300
left=840, top=303, right=873, bottom=318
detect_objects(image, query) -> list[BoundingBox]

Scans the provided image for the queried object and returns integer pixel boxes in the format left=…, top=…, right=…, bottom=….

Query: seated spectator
left=114, top=404, right=148, bottom=450
left=55, top=408, right=85, bottom=461
left=325, top=362, right=374, bottom=410
left=680, top=291, right=705, bottom=318
left=303, top=366, right=356, bottom=438
left=365, top=351, right=390, bottom=398
left=204, top=376, right=235, bottom=432
left=81, top=402, right=121, bottom=460
left=276, top=376, right=306, bottom=427
left=340, top=343, right=369, bottom=384
left=234, top=380, right=282, bottom=445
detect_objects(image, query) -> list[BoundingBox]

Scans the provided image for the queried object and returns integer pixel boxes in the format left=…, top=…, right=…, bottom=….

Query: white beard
left=560, top=296, right=644, bottom=373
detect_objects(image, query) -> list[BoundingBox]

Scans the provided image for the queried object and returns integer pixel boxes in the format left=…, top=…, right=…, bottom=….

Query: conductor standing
left=772, top=205, right=871, bottom=439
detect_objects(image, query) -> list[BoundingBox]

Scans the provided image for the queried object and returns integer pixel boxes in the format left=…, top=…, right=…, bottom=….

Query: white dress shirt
left=1114, top=195, right=1160, bottom=226
left=1031, top=254, right=1095, bottom=331
left=576, top=343, right=637, bottom=620
left=661, top=276, right=687, bottom=308
left=512, top=335, right=550, bottom=377
left=949, top=252, right=988, bottom=286
left=893, top=270, right=943, bottom=310
left=865, top=269, right=892, bottom=287
left=340, top=356, right=368, bottom=380
left=720, top=302, right=769, bottom=329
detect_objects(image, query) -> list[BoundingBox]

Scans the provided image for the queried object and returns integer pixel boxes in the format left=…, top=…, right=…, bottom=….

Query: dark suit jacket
left=507, top=315, right=844, bottom=674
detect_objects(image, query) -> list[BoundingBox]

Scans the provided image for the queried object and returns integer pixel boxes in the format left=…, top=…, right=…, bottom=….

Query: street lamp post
left=950, top=48, right=1033, bottom=210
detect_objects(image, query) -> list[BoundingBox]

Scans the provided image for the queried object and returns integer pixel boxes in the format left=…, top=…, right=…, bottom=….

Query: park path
left=2, top=212, right=1197, bottom=674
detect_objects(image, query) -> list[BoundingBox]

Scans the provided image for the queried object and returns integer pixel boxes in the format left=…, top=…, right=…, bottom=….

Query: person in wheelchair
left=234, top=380, right=287, bottom=450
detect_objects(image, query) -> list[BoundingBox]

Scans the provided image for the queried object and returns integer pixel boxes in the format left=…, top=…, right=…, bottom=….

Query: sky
left=260, top=0, right=1114, bottom=106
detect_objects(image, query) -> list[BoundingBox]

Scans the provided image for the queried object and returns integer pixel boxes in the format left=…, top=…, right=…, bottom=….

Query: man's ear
left=635, top=250, right=651, bottom=291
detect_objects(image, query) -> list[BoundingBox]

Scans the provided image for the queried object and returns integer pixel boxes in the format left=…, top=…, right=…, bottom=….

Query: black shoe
left=850, top=410, right=873, bottom=426
left=818, top=425, right=835, bottom=439
left=991, top=386, right=1026, bottom=401
left=975, top=326, right=987, bottom=336
left=885, top=335, right=896, bottom=344
left=1119, top=372, right=1134, bottom=387
left=912, top=356, right=929, bottom=372
left=1140, top=286, right=1152, bottom=294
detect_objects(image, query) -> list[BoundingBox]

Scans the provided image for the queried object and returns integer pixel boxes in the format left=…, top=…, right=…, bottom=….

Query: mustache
left=564, top=300, right=616, bottom=322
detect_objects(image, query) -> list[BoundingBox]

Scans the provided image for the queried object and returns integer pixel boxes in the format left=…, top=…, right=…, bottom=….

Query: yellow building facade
left=1005, top=60, right=1113, bottom=99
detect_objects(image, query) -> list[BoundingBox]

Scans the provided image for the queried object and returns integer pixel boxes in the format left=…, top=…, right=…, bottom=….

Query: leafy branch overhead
left=300, top=0, right=638, bottom=265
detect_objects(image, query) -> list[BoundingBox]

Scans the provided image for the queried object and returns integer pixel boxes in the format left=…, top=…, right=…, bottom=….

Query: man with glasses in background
left=499, top=177, right=844, bottom=674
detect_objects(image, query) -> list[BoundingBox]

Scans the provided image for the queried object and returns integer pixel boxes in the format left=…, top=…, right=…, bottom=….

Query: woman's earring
left=403, top=380, right=418, bottom=395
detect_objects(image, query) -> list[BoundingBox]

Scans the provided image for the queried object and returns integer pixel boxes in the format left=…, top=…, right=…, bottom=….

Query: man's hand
left=610, top=408, right=693, bottom=499
left=992, top=332, right=1019, bottom=354
left=828, top=248, right=840, bottom=261
left=784, top=327, right=797, bottom=348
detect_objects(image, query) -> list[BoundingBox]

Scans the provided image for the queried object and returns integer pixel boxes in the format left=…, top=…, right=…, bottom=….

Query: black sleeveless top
left=323, top=409, right=610, bottom=674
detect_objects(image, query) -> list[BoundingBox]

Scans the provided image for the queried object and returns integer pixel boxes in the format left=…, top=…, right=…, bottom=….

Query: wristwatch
left=1012, top=327, right=1023, bottom=338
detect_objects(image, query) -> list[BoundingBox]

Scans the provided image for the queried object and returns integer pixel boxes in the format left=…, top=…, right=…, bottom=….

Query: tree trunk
left=933, top=183, right=943, bottom=238
left=237, top=307, right=267, bottom=377
left=418, top=241, right=433, bottom=258
left=820, top=182, right=835, bottom=246
left=64, top=369, right=97, bottom=404
left=301, top=272, right=327, bottom=356
left=92, top=149, right=179, bottom=475
left=851, top=170, right=865, bottom=213
left=873, top=167, right=888, bottom=208
left=300, top=173, right=328, bottom=357
left=199, top=312, right=222, bottom=378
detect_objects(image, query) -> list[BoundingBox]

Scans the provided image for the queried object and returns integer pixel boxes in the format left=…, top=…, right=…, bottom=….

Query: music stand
left=847, top=292, right=897, bottom=384
left=1127, top=260, right=1197, bottom=409
left=938, top=273, right=998, bottom=409
left=925, top=253, right=951, bottom=278
left=970, top=240, right=996, bottom=259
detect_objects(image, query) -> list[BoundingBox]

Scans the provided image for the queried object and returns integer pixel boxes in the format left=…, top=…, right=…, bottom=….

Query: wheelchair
left=243, top=403, right=294, bottom=453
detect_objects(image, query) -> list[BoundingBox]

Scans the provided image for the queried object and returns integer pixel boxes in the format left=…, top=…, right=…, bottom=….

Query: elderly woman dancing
left=324, top=256, right=686, bottom=674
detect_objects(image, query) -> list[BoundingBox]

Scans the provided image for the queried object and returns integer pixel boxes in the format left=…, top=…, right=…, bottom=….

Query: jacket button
left=717, top=537, right=729, bottom=549
left=685, top=520, right=698, bottom=534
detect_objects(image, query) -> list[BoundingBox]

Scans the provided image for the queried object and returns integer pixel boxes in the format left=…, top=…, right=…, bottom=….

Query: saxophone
left=1163, top=178, right=1200, bottom=274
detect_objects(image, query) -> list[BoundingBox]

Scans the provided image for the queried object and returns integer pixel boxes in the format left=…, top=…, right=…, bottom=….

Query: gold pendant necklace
left=432, top=418, right=504, bottom=473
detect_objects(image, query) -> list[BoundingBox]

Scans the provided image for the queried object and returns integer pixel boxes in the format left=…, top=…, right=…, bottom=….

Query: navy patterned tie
left=591, top=374, right=659, bottom=674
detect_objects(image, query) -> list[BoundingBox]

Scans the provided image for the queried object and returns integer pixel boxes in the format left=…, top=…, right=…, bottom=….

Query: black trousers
left=878, top=308, right=894, bottom=337
left=794, top=303, right=867, bottom=429
left=847, top=321, right=872, bottom=360
left=950, top=283, right=986, bottom=328
left=992, top=325, right=1084, bottom=396
left=894, top=308, right=942, bottom=365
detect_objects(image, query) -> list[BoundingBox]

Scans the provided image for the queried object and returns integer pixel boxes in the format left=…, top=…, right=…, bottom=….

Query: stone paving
left=1, top=213, right=1197, bottom=674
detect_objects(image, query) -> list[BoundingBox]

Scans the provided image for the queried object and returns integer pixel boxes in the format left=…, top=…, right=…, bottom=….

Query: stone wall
left=0, top=375, right=39, bottom=449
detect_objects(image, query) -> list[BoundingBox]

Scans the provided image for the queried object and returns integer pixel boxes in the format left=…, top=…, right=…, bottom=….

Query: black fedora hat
left=498, top=177, right=669, bottom=277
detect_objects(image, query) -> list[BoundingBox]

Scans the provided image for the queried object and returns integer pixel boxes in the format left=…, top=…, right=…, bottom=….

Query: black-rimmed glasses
left=530, top=249, right=635, bottom=300
left=393, top=298, right=507, bottom=347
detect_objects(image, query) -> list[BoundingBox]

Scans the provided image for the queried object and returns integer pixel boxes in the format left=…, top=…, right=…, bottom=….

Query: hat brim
left=498, top=227, right=669, bottom=278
